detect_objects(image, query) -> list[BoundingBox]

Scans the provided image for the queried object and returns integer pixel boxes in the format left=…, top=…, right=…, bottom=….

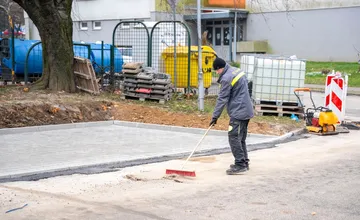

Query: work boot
left=230, top=163, right=249, bottom=170
left=226, top=165, right=247, bottom=175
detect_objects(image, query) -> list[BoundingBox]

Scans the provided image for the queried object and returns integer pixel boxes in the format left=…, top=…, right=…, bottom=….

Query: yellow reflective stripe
left=231, top=72, right=245, bottom=86
left=232, top=69, right=241, bottom=75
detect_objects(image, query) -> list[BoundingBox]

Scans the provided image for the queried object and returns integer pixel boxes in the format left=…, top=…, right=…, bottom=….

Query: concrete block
left=237, top=41, right=268, bottom=53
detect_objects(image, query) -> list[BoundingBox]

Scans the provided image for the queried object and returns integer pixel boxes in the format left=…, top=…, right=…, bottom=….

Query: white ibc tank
left=252, top=56, right=306, bottom=103
left=240, top=54, right=256, bottom=81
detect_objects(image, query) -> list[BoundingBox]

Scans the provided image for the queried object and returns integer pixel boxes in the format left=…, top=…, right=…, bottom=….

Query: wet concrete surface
left=0, top=121, right=282, bottom=182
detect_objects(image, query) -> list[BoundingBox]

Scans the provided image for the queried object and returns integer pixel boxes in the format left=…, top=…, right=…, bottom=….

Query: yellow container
left=161, top=46, right=217, bottom=89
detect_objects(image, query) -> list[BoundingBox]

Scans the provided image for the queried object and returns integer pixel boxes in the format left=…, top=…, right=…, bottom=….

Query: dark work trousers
left=228, top=119, right=250, bottom=167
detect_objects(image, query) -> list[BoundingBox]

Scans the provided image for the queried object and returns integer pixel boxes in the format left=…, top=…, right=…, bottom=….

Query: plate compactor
left=294, top=88, right=339, bottom=135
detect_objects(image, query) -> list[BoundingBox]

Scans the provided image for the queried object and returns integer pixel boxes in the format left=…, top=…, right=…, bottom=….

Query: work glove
left=209, top=118, right=217, bottom=126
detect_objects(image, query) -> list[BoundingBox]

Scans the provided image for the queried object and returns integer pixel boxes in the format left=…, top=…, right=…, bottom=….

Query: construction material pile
left=120, top=62, right=173, bottom=104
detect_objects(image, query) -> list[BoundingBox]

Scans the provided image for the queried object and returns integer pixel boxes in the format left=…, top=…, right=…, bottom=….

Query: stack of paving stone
left=121, top=63, right=173, bottom=104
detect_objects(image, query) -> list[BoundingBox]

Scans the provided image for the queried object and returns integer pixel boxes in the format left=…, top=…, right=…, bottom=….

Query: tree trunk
left=14, top=0, right=76, bottom=92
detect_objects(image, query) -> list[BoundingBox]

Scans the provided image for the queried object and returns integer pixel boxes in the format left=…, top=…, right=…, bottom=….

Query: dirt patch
left=0, top=88, right=303, bottom=135
left=187, top=156, right=217, bottom=163
left=111, top=103, right=300, bottom=135
left=125, top=174, right=183, bottom=183
left=0, top=101, right=113, bottom=128
left=163, top=174, right=184, bottom=183
left=124, top=174, right=147, bottom=182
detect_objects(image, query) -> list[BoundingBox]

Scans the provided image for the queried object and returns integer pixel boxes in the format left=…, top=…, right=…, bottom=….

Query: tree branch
left=0, top=5, right=9, bottom=14
left=11, top=0, right=25, bottom=8
left=354, top=45, right=360, bottom=57
left=0, top=0, right=11, bottom=13
left=249, top=0, right=271, bottom=31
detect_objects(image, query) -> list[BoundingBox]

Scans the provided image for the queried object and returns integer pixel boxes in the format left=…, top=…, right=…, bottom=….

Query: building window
left=232, top=23, right=244, bottom=42
left=237, top=24, right=244, bottom=41
left=205, top=27, right=213, bottom=45
left=80, top=22, right=88, bottom=30
left=215, top=27, right=221, bottom=46
left=223, top=27, right=230, bottom=45
left=93, top=21, right=101, bottom=30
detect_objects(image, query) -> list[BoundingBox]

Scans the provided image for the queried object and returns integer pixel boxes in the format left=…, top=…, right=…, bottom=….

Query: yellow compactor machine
left=294, top=88, right=339, bottom=135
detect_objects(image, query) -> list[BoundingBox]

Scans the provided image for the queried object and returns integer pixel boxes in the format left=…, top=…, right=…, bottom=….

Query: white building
left=24, top=0, right=360, bottom=62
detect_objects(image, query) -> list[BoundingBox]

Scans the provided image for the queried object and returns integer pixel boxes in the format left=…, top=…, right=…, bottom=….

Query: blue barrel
left=89, top=42, right=123, bottom=73
left=1, top=39, right=42, bottom=74
left=0, top=39, right=123, bottom=75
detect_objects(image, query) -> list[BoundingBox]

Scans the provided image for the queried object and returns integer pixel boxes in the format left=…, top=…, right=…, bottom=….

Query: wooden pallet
left=73, top=57, right=99, bottom=95
left=120, top=93, right=171, bottom=104
left=123, top=86, right=172, bottom=94
left=254, top=104, right=303, bottom=112
left=253, top=100, right=304, bottom=118
left=254, top=109, right=304, bottom=118
left=253, top=100, right=301, bottom=107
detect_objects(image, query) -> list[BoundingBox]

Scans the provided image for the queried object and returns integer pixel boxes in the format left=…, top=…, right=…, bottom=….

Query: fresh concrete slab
left=0, top=121, right=288, bottom=182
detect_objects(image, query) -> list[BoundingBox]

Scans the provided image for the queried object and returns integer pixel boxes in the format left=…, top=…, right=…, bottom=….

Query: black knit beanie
left=212, top=57, right=226, bottom=70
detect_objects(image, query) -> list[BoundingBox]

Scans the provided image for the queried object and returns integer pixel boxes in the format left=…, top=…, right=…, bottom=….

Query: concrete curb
left=193, top=127, right=307, bottom=156
left=0, top=127, right=306, bottom=183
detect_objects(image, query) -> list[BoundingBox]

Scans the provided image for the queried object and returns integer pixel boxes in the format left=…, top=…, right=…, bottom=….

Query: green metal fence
left=24, top=42, right=91, bottom=84
left=110, top=20, right=192, bottom=93
left=90, top=41, right=108, bottom=77
left=0, top=8, right=15, bottom=83
left=73, top=43, right=91, bottom=59
left=112, top=21, right=150, bottom=67
left=149, top=21, right=191, bottom=92
left=24, top=41, right=41, bottom=84
left=111, top=21, right=150, bottom=89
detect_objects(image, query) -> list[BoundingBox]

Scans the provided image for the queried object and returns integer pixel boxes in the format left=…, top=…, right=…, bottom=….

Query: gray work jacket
left=212, top=64, right=254, bottom=121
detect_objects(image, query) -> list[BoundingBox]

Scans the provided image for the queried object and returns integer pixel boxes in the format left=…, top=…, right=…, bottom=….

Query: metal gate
left=149, top=21, right=191, bottom=92
left=110, top=21, right=150, bottom=89
left=0, top=8, right=15, bottom=84
left=112, top=21, right=150, bottom=68
left=23, top=42, right=91, bottom=85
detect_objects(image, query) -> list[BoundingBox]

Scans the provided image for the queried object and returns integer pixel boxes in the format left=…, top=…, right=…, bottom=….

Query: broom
left=165, top=125, right=213, bottom=177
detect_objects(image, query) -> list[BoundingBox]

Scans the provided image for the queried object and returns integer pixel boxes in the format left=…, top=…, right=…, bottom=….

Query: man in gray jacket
left=209, top=57, right=254, bottom=175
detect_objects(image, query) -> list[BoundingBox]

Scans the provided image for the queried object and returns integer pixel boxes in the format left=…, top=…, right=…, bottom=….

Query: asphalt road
left=1, top=131, right=359, bottom=220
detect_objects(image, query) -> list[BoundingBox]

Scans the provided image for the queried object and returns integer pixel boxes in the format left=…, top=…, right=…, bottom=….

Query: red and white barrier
left=324, top=71, right=348, bottom=123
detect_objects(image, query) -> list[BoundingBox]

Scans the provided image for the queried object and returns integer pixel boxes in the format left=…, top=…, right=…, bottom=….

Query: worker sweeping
left=210, top=57, right=254, bottom=175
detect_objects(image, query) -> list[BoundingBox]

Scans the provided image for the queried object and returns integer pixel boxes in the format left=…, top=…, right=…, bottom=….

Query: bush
left=230, top=62, right=240, bottom=68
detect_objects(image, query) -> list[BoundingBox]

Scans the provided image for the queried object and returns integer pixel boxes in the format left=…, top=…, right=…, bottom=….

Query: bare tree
left=12, top=0, right=76, bottom=93
left=0, top=0, right=25, bottom=38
